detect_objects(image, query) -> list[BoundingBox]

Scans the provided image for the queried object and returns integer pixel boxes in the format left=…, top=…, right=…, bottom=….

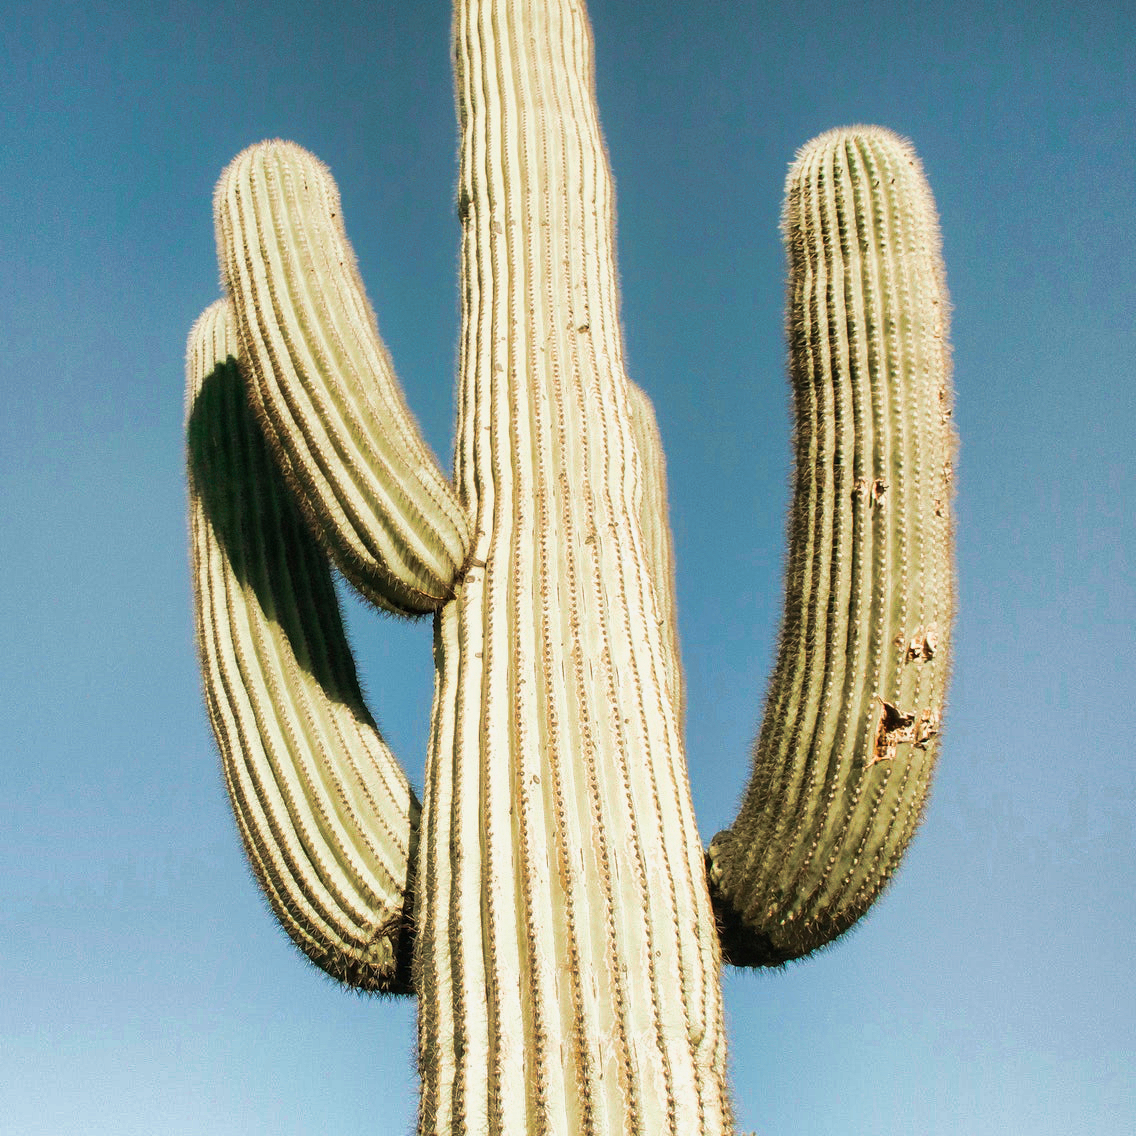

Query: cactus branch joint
left=185, top=0, right=954, bottom=1131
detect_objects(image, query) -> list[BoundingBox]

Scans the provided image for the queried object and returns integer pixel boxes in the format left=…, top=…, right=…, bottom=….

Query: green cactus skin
left=185, top=3, right=954, bottom=1133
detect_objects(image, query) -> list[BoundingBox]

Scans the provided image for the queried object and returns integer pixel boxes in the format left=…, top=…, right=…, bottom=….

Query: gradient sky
left=3, top=1, right=1133, bottom=1133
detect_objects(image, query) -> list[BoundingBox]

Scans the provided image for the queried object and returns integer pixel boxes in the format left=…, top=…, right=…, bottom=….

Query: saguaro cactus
left=186, top=1, right=954, bottom=1132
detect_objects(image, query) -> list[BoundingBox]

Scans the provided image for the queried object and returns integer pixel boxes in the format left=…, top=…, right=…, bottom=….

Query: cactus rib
left=625, top=378, right=685, bottom=730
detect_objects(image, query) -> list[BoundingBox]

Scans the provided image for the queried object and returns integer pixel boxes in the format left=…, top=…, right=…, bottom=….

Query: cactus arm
left=707, top=127, right=955, bottom=966
left=214, top=142, right=471, bottom=617
left=625, top=379, right=685, bottom=730
left=187, top=299, right=420, bottom=992
left=187, top=0, right=958, bottom=1125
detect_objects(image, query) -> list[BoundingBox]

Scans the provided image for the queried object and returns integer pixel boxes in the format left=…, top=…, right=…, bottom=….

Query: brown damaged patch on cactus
left=914, top=707, right=940, bottom=748
left=939, top=383, right=953, bottom=424
left=871, top=698, right=940, bottom=764
left=905, top=623, right=938, bottom=662
left=871, top=698, right=916, bottom=764
left=851, top=476, right=888, bottom=507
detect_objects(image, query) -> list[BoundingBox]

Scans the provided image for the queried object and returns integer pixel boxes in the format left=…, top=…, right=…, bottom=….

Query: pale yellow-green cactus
left=186, top=2, right=954, bottom=1132
left=708, top=126, right=954, bottom=967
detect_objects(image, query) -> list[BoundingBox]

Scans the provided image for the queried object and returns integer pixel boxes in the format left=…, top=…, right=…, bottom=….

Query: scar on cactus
left=906, top=624, right=939, bottom=661
left=872, top=698, right=942, bottom=764
left=186, top=1, right=954, bottom=1130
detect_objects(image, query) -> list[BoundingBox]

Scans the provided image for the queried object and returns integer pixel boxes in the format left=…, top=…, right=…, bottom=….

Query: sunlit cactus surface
left=186, top=1, right=954, bottom=1132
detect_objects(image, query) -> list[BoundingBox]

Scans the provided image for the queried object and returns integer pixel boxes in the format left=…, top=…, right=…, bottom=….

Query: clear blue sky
left=3, top=1, right=1133, bottom=1132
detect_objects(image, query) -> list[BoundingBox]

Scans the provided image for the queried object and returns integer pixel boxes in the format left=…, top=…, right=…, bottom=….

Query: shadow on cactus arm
left=186, top=301, right=420, bottom=994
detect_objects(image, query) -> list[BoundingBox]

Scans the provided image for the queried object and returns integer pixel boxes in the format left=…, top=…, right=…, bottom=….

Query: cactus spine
left=186, top=2, right=954, bottom=1133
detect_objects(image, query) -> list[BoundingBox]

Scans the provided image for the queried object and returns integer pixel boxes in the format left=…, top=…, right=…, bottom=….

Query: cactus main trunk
left=413, top=1, right=729, bottom=1131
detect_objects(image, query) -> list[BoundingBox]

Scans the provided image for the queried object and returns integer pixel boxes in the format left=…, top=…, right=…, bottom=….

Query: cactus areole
left=186, top=1, right=955, bottom=1132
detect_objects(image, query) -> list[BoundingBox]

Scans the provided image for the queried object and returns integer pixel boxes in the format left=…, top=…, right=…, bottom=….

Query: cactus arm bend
left=215, top=142, right=471, bottom=617
left=187, top=300, right=420, bottom=992
left=707, top=127, right=955, bottom=967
